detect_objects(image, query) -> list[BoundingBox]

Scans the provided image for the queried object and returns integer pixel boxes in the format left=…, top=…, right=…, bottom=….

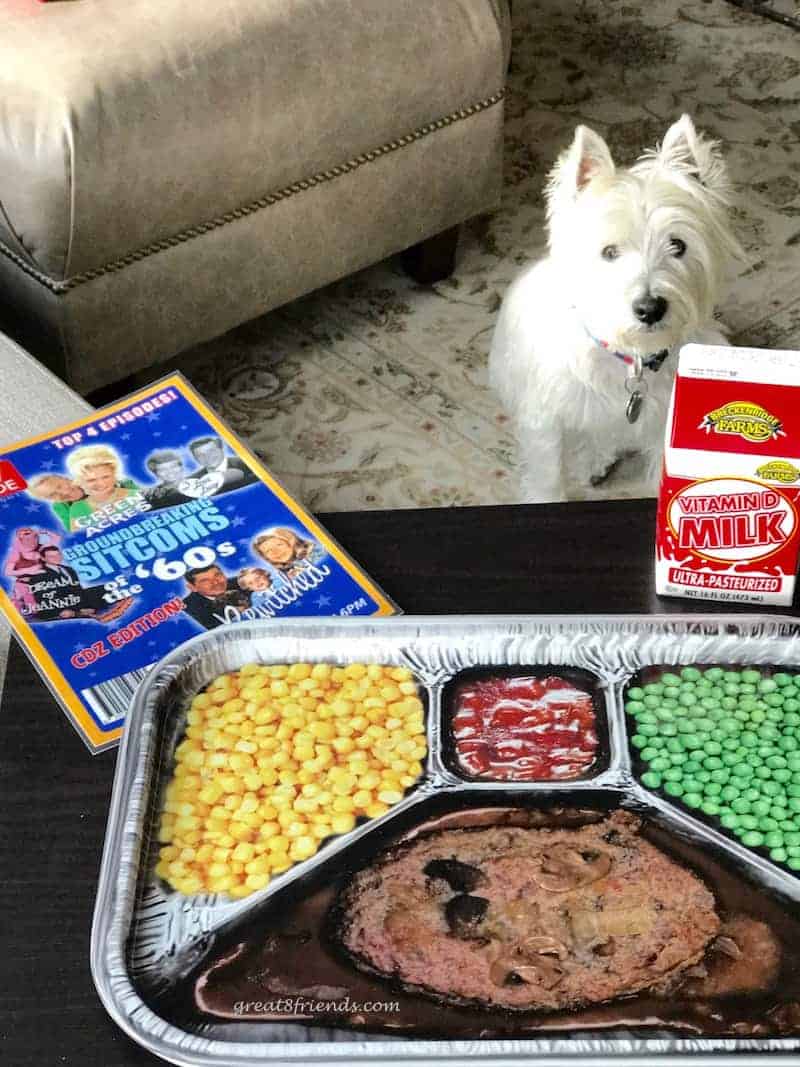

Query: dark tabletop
left=0, top=499, right=795, bottom=1065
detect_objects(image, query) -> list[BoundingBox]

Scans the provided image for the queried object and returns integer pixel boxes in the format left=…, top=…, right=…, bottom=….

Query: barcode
left=81, top=665, right=154, bottom=726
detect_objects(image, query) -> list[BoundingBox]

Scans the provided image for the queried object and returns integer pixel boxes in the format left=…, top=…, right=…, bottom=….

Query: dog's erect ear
left=561, top=126, right=616, bottom=194
left=658, top=114, right=729, bottom=197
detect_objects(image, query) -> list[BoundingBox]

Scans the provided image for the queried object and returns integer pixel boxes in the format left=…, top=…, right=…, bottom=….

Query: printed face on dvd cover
left=187, top=566, right=229, bottom=598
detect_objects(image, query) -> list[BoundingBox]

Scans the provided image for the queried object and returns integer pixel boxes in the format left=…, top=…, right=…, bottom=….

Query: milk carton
left=655, top=344, right=800, bottom=606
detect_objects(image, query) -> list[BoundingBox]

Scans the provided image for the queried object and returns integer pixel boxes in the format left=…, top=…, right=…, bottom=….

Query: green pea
left=640, top=746, right=660, bottom=762
left=741, top=669, right=761, bottom=685
left=788, top=784, right=800, bottom=797
left=780, top=820, right=797, bottom=833
left=789, top=845, right=800, bottom=858
left=731, top=797, right=751, bottom=814
left=650, top=757, right=670, bottom=772
left=770, top=847, right=789, bottom=863
left=682, top=735, right=704, bottom=751
left=683, top=778, right=702, bottom=794
left=739, top=814, right=759, bottom=830
left=710, top=769, right=729, bottom=784
left=784, top=711, right=800, bottom=727
left=663, top=767, right=683, bottom=782
left=755, top=766, right=773, bottom=780
left=699, top=697, right=718, bottom=711
left=784, top=831, right=800, bottom=846
left=666, top=738, right=684, bottom=753
left=757, top=677, right=778, bottom=692
left=743, top=787, right=761, bottom=802
left=763, top=781, right=784, bottom=797
left=787, top=857, right=800, bottom=871
left=704, top=781, right=723, bottom=797
left=679, top=692, right=698, bottom=708
left=723, top=683, right=741, bottom=697
left=669, top=751, right=688, bottom=764
left=720, top=785, right=740, bottom=802
left=683, top=792, right=703, bottom=808
left=721, top=751, right=740, bottom=766
left=644, top=682, right=665, bottom=695
left=788, top=797, right=800, bottom=813
left=703, top=756, right=724, bottom=771
left=751, top=799, right=772, bottom=817
left=631, top=734, right=648, bottom=749
left=664, top=780, right=685, bottom=797
left=701, top=801, right=721, bottom=816
left=723, top=671, right=742, bottom=684
left=739, top=684, right=758, bottom=696
left=719, top=812, right=740, bottom=829
left=786, top=756, right=800, bottom=772
left=680, top=667, right=702, bottom=682
left=705, top=667, right=725, bottom=682
left=659, top=722, right=678, bottom=736
left=781, top=736, right=799, bottom=752
left=766, top=708, right=785, bottom=721
left=721, top=697, right=738, bottom=711
left=782, top=698, right=800, bottom=713
left=656, top=707, right=676, bottom=721
left=662, top=687, right=680, bottom=702
left=759, top=816, right=780, bottom=832
left=767, top=753, right=789, bottom=768
left=626, top=701, right=645, bottom=715
left=741, top=830, right=765, bottom=847
left=774, top=673, right=793, bottom=688
left=764, top=830, right=785, bottom=848
left=660, top=673, right=681, bottom=687
left=749, top=709, right=767, bottom=724
left=765, top=693, right=785, bottom=708
left=641, top=771, right=662, bottom=789
left=638, top=723, right=659, bottom=737
left=643, top=695, right=662, bottom=709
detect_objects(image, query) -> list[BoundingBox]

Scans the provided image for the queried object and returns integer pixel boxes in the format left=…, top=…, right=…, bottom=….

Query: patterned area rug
left=156, top=0, right=800, bottom=512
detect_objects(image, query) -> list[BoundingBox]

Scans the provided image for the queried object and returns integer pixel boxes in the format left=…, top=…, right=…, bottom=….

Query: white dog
left=489, top=115, right=742, bottom=502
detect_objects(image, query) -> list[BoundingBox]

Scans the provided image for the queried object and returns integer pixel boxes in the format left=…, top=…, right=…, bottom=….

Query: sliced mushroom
left=445, top=893, right=489, bottom=939
left=533, top=844, right=613, bottom=891
left=489, top=936, right=570, bottom=989
left=712, top=935, right=743, bottom=960
left=423, top=857, right=486, bottom=893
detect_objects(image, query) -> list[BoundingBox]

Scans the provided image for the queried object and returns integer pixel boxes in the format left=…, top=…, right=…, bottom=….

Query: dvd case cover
left=0, top=373, right=396, bottom=752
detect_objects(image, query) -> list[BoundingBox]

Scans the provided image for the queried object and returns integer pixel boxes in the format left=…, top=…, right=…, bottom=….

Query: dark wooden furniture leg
left=401, top=225, right=460, bottom=284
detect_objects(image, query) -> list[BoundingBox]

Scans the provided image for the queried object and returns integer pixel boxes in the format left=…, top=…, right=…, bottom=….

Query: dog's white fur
left=489, top=115, right=742, bottom=502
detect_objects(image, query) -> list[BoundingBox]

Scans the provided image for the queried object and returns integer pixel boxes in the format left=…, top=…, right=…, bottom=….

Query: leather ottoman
left=0, top=0, right=509, bottom=393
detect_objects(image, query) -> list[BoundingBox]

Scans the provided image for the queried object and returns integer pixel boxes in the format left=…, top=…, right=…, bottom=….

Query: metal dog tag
left=626, top=390, right=644, bottom=424
left=624, top=356, right=646, bottom=424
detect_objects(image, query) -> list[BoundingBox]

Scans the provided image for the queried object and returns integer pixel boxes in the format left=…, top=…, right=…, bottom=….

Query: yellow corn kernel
left=310, top=822, right=333, bottom=840
left=331, top=812, right=357, bottom=835
left=289, top=836, right=317, bottom=861
left=331, top=795, right=355, bottom=814
left=229, top=883, right=253, bottom=899
left=231, top=842, right=255, bottom=862
left=267, top=835, right=290, bottom=854
left=352, top=789, right=373, bottom=809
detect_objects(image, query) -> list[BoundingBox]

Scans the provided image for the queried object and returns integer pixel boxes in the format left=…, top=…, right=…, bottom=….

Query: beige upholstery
left=0, top=0, right=510, bottom=393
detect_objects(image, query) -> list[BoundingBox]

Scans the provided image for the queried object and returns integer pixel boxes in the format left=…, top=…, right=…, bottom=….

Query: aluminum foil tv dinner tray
left=92, top=616, right=800, bottom=1066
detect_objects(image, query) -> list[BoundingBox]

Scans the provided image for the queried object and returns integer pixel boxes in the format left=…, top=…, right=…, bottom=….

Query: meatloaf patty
left=334, top=811, right=720, bottom=1011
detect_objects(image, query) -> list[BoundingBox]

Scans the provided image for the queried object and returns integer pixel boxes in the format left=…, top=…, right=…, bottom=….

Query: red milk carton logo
left=656, top=345, right=800, bottom=606
left=0, top=459, right=27, bottom=497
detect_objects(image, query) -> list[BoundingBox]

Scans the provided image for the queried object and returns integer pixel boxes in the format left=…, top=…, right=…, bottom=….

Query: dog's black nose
left=633, top=295, right=668, bottom=325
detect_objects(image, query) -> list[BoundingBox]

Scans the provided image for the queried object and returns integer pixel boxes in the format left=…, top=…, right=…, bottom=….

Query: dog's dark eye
left=601, top=245, right=620, bottom=261
left=669, top=237, right=687, bottom=258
